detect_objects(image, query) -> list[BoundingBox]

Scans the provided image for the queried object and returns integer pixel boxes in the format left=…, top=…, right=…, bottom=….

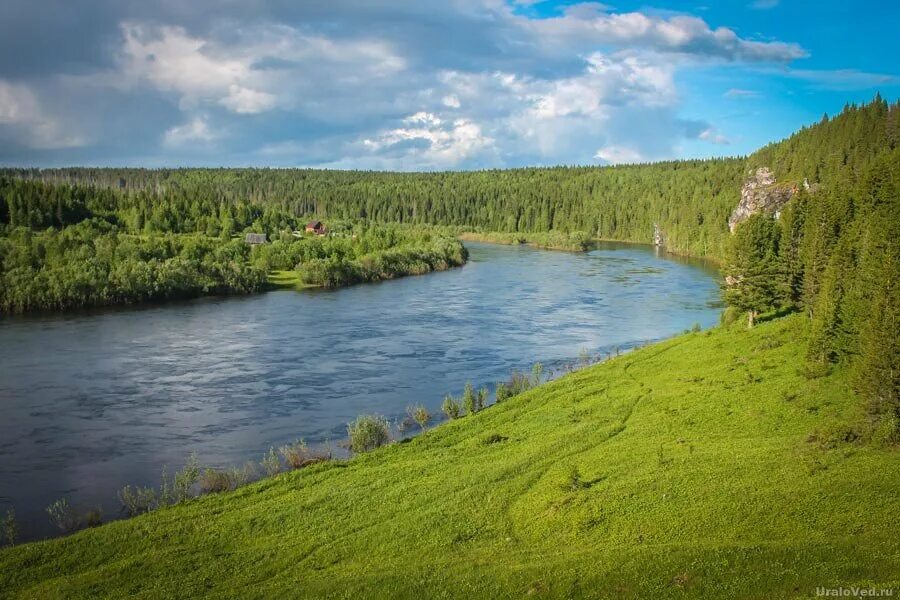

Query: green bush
left=118, top=485, right=158, bottom=516
left=442, top=395, right=461, bottom=419
left=2, top=510, right=18, bottom=546
left=463, top=382, right=477, bottom=416
left=347, top=415, right=391, bottom=453
left=46, top=498, right=78, bottom=533
left=407, top=404, right=431, bottom=431
left=261, top=447, right=282, bottom=476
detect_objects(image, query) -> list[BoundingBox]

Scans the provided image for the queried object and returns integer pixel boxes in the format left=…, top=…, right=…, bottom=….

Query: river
left=0, top=241, right=721, bottom=540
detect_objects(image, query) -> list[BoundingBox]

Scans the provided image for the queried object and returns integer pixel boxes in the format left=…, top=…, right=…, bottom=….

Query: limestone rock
left=728, top=167, right=797, bottom=233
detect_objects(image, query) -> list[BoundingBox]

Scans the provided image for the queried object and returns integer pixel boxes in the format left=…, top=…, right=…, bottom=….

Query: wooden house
left=305, top=221, right=327, bottom=235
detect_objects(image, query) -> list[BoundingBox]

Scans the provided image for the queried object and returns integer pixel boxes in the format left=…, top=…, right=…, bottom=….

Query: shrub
left=118, top=485, right=158, bottom=516
left=83, top=507, right=103, bottom=528
left=495, top=382, right=510, bottom=403
left=279, top=440, right=330, bottom=470
left=173, top=453, right=201, bottom=502
left=347, top=414, right=391, bottom=453
left=720, top=305, right=741, bottom=326
left=2, top=509, right=18, bottom=546
left=463, top=382, right=477, bottom=415
left=46, top=498, right=78, bottom=533
left=691, top=322, right=702, bottom=333
left=531, top=362, right=544, bottom=386
left=441, top=394, right=461, bottom=419
left=230, top=462, right=258, bottom=487
left=199, top=469, right=234, bottom=494
left=261, top=447, right=282, bottom=476
left=407, top=404, right=431, bottom=431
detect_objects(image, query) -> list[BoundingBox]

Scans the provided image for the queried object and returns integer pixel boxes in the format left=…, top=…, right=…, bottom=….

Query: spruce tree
left=722, top=214, right=785, bottom=328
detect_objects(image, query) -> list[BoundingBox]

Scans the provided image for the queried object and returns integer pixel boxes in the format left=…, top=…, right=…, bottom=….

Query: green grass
left=266, top=270, right=313, bottom=290
left=2, top=314, right=898, bottom=598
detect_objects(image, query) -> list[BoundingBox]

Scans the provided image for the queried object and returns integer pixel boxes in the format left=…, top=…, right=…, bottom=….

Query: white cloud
left=594, top=146, right=644, bottom=164
left=522, top=6, right=807, bottom=62
left=362, top=112, right=493, bottom=168
left=442, top=94, right=461, bottom=108
left=163, top=116, right=216, bottom=146
left=221, top=85, right=276, bottom=114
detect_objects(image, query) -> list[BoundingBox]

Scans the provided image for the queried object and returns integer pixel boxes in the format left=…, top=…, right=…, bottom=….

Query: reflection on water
left=0, top=241, right=721, bottom=540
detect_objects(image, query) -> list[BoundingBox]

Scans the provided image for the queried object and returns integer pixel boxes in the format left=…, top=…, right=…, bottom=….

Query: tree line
left=723, top=95, right=899, bottom=442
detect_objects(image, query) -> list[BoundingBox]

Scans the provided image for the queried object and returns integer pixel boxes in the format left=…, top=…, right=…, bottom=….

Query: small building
left=244, top=233, right=268, bottom=245
left=305, top=221, right=327, bottom=235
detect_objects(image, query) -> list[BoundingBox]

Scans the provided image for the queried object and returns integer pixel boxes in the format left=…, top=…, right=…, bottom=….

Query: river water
left=0, top=241, right=721, bottom=540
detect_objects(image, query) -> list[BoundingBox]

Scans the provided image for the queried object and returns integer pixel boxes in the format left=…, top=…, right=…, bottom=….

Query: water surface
left=0, top=242, right=721, bottom=539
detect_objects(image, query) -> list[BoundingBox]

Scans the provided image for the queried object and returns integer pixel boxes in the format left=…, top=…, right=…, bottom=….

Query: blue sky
left=0, top=0, right=896, bottom=169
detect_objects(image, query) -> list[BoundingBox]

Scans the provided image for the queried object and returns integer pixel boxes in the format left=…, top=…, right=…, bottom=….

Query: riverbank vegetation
left=0, top=179, right=466, bottom=311
left=2, top=314, right=898, bottom=597
left=457, top=230, right=591, bottom=252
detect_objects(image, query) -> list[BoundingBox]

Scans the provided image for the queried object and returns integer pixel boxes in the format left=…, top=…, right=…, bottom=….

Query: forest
left=0, top=180, right=467, bottom=312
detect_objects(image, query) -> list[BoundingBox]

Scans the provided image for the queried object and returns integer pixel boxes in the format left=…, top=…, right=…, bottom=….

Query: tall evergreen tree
left=722, top=214, right=786, bottom=328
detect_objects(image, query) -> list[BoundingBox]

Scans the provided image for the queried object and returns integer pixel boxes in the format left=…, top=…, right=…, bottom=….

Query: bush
left=463, top=382, right=477, bottom=416
left=347, top=414, right=391, bottom=453
left=83, top=507, right=103, bottom=528
left=160, top=453, right=201, bottom=505
left=279, top=440, right=330, bottom=470
left=118, top=485, right=158, bottom=516
left=407, top=404, right=431, bottom=431
left=478, top=387, right=489, bottom=411
left=46, top=498, right=78, bottom=533
left=441, top=394, right=461, bottom=419
left=199, top=469, right=234, bottom=494
left=2, top=509, right=18, bottom=546
left=261, top=447, right=282, bottom=476
left=495, top=382, right=510, bottom=403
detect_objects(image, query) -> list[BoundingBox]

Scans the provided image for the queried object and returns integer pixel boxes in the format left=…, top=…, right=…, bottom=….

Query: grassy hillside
left=2, top=313, right=897, bottom=598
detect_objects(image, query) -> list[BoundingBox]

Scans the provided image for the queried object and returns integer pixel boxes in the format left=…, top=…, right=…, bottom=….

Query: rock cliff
left=728, top=167, right=797, bottom=233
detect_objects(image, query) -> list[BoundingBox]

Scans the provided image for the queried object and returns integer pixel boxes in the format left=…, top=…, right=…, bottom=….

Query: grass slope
left=2, top=315, right=898, bottom=599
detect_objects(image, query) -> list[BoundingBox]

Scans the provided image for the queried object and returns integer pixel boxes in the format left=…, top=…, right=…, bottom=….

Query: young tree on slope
left=723, top=214, right=786, bottom=328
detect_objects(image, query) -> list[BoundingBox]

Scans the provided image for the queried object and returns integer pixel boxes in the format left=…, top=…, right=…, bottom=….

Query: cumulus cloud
left=594, top=146, right=644, bottom=165
left=522, top=5, right=807, bottom=62
left=362, top=111, right=494, bottom=168
left=163, top=116, right=216, bottom=146
left=0, top=0, right=816, bottom=167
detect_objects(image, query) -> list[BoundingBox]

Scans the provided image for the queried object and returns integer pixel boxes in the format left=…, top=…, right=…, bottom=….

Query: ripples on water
left=0, top=241, right=721, bottom=539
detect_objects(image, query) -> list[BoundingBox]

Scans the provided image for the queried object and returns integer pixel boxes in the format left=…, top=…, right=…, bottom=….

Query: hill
left=1, top=314, right=898, bottom=598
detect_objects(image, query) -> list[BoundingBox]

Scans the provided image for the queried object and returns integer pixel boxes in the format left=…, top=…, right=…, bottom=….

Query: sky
left=0, top=0, right=897, bottom=170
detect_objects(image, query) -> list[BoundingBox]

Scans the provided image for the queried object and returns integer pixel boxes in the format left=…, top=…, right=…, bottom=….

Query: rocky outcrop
left=728, top=167, right=797, bottom=233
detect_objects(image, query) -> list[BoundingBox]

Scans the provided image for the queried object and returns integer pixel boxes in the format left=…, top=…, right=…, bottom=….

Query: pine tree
left=723, top=214, right=785, bottom=328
